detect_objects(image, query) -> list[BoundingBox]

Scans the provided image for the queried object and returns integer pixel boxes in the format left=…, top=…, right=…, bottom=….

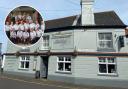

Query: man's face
left=11, top=22, right=13, bottom=25
left=6, top=22, right=9, bottom=25
left=29, top=20, right=33, bottom=24
left=21, top=21, right=23, bottom=24
left=36, top=21, right=38, bottom=24
left=16, top=22, right=18, bottom=24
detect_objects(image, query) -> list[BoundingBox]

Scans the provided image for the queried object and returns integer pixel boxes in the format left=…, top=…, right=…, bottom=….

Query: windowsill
left=18, top=68, right=29, bottom=71
left=97, top=48, right=115, bottom=52
left=55, top=71, right=72, bottom=74
left=98, top=73, right=118, bottom=77
left=39, top=47, right=50, bottom=50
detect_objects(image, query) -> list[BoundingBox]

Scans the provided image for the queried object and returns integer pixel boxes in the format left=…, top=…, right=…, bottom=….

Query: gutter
left=3, top=51, right=128, bottom=57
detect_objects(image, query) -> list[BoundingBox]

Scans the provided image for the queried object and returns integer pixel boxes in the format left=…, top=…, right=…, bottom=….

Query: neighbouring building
left=3, top=0, right=128, bottom=88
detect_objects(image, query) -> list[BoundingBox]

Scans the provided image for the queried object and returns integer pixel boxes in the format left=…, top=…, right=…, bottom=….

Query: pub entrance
left=40, top=56, right=49, bottom=78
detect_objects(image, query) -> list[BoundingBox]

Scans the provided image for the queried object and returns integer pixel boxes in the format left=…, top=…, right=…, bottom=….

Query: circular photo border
left=4, top=5, right=45, bottom=48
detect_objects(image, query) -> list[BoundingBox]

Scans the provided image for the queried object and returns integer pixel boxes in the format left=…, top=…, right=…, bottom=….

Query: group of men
left=5, top=19, right=45, bottom=45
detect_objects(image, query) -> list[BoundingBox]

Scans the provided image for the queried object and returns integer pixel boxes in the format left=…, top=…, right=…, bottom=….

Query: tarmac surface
left=0, top=74, right=126, bottom=89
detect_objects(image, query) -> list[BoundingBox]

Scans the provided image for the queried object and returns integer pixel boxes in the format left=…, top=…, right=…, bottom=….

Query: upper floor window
left=98, top=57, right=117, bottom=75
left=43, top=36, right=49, bottom=48
left=57, top=56, right=71, bottom=72
left=98, top=33, right=113, bottom=49
left=19, top=56, right=30, bottom=69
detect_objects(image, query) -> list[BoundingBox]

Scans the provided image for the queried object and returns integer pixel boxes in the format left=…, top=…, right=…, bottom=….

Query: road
left=0, top=76, right=75, bottom=89
left=0, top=75, right=126, bottom=89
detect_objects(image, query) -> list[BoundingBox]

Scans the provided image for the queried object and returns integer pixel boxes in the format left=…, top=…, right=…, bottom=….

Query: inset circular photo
left=5, top=6, right=45, bottom=47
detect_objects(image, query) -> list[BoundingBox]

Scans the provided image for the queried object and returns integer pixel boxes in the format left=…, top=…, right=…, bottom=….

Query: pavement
left=0, top=73, right=126, bottom=89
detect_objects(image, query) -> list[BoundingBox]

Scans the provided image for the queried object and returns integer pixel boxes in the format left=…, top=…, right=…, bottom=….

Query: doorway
left=40, top=56, right=49, bottom=78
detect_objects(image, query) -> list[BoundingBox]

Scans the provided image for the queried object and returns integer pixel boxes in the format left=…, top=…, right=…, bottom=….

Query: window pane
left=99, top=58, right=106, bottom=63
left=20, top=62, right=24, bottom=68
left=108, top=64, right=116, bottom=73
left=65, top=63, right=71, bottom=71
left=99, top=33, right=104, bottom=40
left=46, top=42, right=49, bottom=46
left=22, top=56, right=25, bottom=60
left=43, top=36, right=49, bottom=41
left=25, top=62, right=29, bottom=68
left=106, top=41, right=113, bottom=48
left=43, top=36, right=46, bottom=40
left=43, top=36, right=49, bottom=47
left=98, top=33, right=113, bottom=49
left=26, top=56, right=30, bottom=60
left=108, top=58, right=115, bottom=63
left=99, top=64, right=107, bottom=73
left=20, top=56, right=30, bottom=69
left=59, top=57, right=64, bottom=61
left=65, top=57, right=71, bottom=61
left=99, top=41, right=113, bottom=48
left=43, top=43, right=46, bottom=47
left=58, top=63, right=64, bottom=71
left=43, top=42, right=49, bottom=47
left=105, top=33, right=112, bottom=40
left=99, top=41, right=105, bottom=48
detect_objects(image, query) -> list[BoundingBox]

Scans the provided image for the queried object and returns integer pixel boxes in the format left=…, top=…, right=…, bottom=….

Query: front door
left=40, top=56, right=49, bottom=78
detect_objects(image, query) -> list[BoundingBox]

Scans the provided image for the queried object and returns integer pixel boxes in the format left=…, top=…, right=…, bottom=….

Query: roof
left=44, top=11, right=125, bottom=32
left=94, top=11, right=124, bottom=25
left=77, top=11, right=125, bottom=26
left=45, top=16, right=77, bottom=29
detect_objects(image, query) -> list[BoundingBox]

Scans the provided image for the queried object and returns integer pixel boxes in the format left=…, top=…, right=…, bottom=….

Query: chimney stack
left=81, top=0, right=95, bottom=26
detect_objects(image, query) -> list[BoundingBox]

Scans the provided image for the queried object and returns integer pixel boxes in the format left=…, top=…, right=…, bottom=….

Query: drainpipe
left=1, top=55, right=5, bottom=73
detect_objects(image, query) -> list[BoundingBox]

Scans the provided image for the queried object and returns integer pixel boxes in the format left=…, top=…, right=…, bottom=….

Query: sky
left=0, top=0, right=128, bottom=53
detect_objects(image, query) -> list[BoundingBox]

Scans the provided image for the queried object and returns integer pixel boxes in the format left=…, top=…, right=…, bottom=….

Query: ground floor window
left=19, top=56, right=30, bottom=69
left=98, top=57, right=117, bottom=75
left=57, top=56, right=71, bottom=72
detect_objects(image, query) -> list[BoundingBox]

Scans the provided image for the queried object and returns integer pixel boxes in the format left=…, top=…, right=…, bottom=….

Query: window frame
left=43, top=35, right=49, bottom=49
left=97, top=32, right=113, bottom=49
left=56, top=56, right=71, bottom=73
left=98, top=57, right=117, bottom=75
left=19, top=56, right=30, bottom=70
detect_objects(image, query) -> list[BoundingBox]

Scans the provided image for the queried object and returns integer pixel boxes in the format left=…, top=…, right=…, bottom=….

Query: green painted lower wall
left=3, top=54, right=128, bottom=88
left=4, top=71, right=35, bottom=77
left=48, top=75, right=128, bottom=88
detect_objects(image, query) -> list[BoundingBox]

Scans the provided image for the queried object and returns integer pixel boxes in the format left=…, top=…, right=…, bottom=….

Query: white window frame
left=98, top=57, right=117, bottom=75
left=98, top=32, right=113, bottom=49
left=19, top=56, right=30, bottom=70
left=56, top=56, right=71, bottom=73
left=43, top=35, right=49, bottom=49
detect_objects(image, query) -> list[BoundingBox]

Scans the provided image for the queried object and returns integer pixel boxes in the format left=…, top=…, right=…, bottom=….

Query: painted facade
left=3, top=0, right=128, bottom=88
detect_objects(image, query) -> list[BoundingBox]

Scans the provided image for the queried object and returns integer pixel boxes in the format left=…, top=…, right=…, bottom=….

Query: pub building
left=2, top=0, right=128, bottom=88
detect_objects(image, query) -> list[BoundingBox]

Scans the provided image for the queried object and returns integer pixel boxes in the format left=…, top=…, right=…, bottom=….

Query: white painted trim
left=1, top=55, right=5, bottom=68
left=72, top=15, right=80, bottom=26
left=56, top=56, right=71, bottom=73
left=97, top=32, right=113, bottom=49
left=98, top=57, right=117, bottom=75
left=19, top=56, right=30, bottom=70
